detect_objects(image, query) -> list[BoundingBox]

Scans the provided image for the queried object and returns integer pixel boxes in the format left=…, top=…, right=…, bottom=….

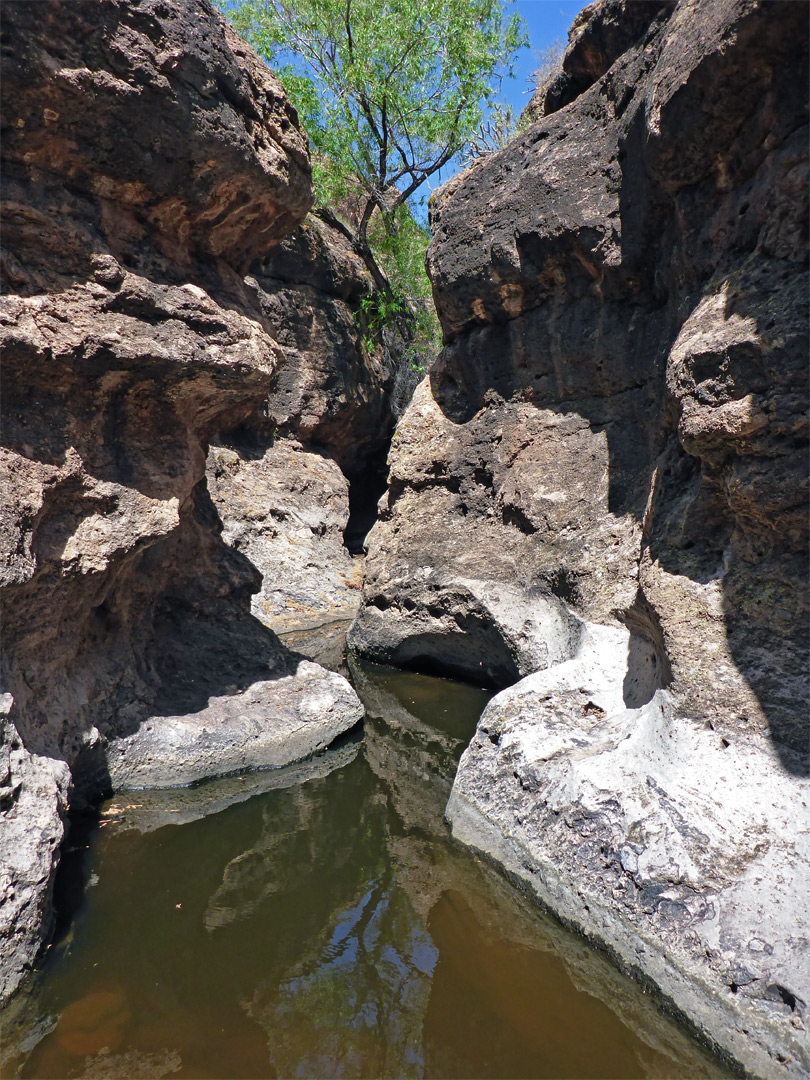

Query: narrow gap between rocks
left=343, top=449, right=390, bottom=555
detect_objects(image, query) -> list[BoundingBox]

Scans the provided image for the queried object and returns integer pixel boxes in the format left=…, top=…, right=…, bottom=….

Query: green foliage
left=366, top=200, right=441, bottom=357
left=224, top=0, right=526, bottom=216
left=357, top=290, right=406, bottom=352
left=218, top=0, right=525, bottom=364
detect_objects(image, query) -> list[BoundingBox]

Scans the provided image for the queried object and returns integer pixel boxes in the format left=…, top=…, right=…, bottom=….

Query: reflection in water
left=6, top=660, right=730, bottom=1080
left=248, top=879, right=436, bottom=1079
left=426, top=890, right=644, bottom=1080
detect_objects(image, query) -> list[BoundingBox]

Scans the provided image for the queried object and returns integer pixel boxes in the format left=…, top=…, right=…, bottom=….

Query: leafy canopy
left=225, top=0, right=526, bottom=227
left=219, top=0, right=525, bottom=365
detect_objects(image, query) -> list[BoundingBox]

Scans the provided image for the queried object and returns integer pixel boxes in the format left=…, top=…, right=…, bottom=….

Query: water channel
left=3, top=641, right=730, bottom=1079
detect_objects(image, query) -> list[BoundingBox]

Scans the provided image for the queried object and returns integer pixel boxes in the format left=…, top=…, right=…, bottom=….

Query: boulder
left=448, top=624, right=809, bottom=1079
left=208, top=440, right=364, bottom=633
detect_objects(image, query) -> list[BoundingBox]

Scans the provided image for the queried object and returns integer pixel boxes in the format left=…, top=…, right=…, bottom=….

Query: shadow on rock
left=415, top=0, right=808, bottom=772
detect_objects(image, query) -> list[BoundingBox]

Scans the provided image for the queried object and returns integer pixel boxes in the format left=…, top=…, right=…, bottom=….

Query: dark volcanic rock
left=355, top=0, right=809, bottom=755
left=253, top=215, right=397, bottom=476
left=534, top=0, right=677, bottom=119
left=0, top=0, right=311, bottom=277
left=350, top=0, right=809, bottom=1075
left=0, top=0, right=367, bottom=1005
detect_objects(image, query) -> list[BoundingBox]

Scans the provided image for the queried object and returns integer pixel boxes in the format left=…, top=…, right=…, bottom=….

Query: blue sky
left=504, top=0, right=586, bottom=114
left=424, top=0, right=586, bottom=199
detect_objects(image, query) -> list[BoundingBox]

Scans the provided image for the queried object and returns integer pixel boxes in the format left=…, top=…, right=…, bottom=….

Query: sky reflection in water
left=9, top=660, right=729, bottom=1080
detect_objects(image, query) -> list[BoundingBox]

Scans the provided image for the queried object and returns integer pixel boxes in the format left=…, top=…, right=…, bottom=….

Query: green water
left=4, top=659, right=728, bottom=1079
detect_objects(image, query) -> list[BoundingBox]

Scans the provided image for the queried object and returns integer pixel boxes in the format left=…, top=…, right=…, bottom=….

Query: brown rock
left=0, top=0, right=311, bottom=278
left=204, top=210, right=401, bottom=637
left=357, top=0, right=809, bottom=759
left=251, top=214, right=397, bottom=475
left=0, top=0, right=370, bottom=1006
left=208, top=439, right=364, bottom=633
left=351, top=1, right=809, bottom=1073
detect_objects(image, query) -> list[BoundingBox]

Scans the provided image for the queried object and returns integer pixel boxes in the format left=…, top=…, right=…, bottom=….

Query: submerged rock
left=99, top=735, right=362, bottom=835
left=351, top=0, right=809, bottom=1074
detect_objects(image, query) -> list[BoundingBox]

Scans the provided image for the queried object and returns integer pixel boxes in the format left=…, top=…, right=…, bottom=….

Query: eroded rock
left=0, top=0, right=366, bottom=1004
left=0, top=0, right=311, bottom=277
left=250, top=214, right=397, bottom=476
left=0, top=696, right=70, bottom=1006
left=208, top=440, right=364, bottom=633
left=351, top=0, right=809, bottom=1073
left=200, top=200, right=403, bottom=637
left=448, top=627, right=809, bottom=1078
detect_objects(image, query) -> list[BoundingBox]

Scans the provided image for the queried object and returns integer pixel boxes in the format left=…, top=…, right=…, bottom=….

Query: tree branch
left=345, top=0, right=353, bottom=62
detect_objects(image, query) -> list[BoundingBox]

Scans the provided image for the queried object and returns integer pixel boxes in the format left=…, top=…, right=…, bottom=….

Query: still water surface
left=7, top=659, right=728, bottom=1079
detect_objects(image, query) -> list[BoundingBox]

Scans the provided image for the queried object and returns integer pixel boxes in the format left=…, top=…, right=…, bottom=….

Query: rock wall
left=349, top=0, right=809, bottom=1075
left=208, top=211, right=398, bottom=635
left=0, top=0, right=368, bottom=1004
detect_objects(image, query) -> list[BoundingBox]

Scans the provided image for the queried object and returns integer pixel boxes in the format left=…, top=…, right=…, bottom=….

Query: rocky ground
left=350, top=0, right=809, bottom=1075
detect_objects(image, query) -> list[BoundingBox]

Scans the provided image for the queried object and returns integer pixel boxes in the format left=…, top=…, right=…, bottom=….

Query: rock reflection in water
left=10, top=660, right=730, bottom=1080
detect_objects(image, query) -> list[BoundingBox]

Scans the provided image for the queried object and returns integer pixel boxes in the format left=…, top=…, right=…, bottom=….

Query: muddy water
left=6, top=659, right=729, bottom=1080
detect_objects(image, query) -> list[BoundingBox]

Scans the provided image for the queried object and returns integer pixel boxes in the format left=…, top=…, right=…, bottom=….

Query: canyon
left=0, top=0, right=807, bottom=1078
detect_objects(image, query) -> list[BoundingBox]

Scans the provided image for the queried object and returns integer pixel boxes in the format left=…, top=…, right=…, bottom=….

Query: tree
left=461, top=102, right=517, bottom=163
left=219, top=0, right=526, bottom=338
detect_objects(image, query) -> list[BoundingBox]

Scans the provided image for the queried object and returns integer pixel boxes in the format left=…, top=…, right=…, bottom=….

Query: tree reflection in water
left=248, top=877, right=437, bottom=1079
left=10, top=659, right=731, bottom=1080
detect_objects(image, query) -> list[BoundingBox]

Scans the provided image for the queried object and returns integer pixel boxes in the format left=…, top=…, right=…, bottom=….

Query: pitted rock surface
left=0, top=0, right=366, bottom=1005
left=1, top=0, right=311, bottom=275
left=351, top=0, right=809, bottom=1074
left=208, top=439, right=364, bottom=633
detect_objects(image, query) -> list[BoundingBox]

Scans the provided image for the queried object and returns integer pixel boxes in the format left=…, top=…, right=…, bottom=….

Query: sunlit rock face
left=0, top=0, right=367, bottom=1004
left=206, top=212, right=399, bottom=637
left=208, top=441, right=364, bottom=633
left=351, top=0, right=809, bottom=1075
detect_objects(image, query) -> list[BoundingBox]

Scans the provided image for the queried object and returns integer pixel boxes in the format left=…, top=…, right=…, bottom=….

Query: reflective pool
left=4, top=658, right=729, bottom=1079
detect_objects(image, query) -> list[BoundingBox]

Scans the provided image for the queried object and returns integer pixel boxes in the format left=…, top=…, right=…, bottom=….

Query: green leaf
left=216, top=0, right=525, bottom=370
